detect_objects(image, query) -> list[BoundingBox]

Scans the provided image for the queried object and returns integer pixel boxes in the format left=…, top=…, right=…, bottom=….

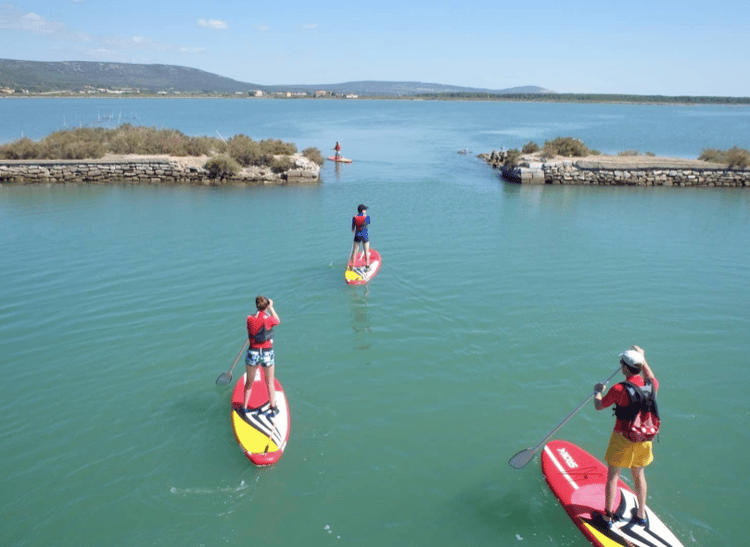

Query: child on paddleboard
left=348, top=204, right=371, bottom=270
left=592, top=345, right=659, bottom=528
left=243, top=296, right=281, bottom=417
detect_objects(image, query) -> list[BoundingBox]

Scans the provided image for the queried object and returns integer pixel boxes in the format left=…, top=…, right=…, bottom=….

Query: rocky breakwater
left=0, top=153, right=320, bottom=186
left=480, top=150, right=749, bottom=188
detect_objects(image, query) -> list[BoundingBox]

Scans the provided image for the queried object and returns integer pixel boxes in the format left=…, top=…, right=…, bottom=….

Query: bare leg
left=265, top=365, right=277, bottom=409
left=605, top=465, right=623, bottom=518
left=243, top=364, right=259, bottom=409
left=631, top=466, right=648, bottom=519
left=363, top=241, right=370, bottom=267
left=348, top=241, right=359, bottom=268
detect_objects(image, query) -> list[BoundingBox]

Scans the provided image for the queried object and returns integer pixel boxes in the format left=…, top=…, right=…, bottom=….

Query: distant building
left=314, top=90, right=328, bottom=97
left=249, top=90, right=263, bottom=97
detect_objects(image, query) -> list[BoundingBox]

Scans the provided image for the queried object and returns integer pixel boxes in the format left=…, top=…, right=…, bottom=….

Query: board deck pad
left=327, top=156, right=352, bottom=163
left=230, top=369, right=290, bottom=466
left=345, top=249, right=381, bottom=285
left=541, top=440, right=685, bottom=547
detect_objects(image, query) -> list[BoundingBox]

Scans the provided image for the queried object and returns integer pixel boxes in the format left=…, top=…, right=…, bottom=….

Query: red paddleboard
left=345, top=248, right=381, bottom=285
left=541, top=440, right=685, bottom=547
left=230, top=370, right=291, bottom=466
left=327, top=156, right=352, bottom=163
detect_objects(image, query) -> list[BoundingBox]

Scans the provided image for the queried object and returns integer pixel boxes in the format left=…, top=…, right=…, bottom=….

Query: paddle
left=508, top=367, right=621, bottom=469
left=216, top=340, right=249, bottom=385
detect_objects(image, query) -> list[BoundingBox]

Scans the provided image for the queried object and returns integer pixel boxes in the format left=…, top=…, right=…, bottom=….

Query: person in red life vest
left=243, top=296, right=281, bottom=417
left=592, top=345, right=659, bottom=528
left=333, top=141, right=341, bottom=159
left=348, top=204, right=371, bottom=270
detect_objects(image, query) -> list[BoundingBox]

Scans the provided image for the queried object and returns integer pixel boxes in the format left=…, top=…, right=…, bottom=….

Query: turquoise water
left=1, top=99, right=749, bottom=547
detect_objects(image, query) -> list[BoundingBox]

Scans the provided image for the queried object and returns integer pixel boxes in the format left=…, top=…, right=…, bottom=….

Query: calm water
left=1, top=99, right=749, bottom=547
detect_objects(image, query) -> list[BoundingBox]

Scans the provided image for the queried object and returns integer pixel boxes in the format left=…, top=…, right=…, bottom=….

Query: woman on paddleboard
left=243, top=296, right=281, bottom=417
left=333, top=141, right=341, bottom=159
left=348, top=204, right=371, bottom=270
left=593, top=345, right=658, bottom=528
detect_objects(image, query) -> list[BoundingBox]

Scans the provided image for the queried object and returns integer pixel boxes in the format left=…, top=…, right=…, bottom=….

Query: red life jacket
left=353, top=214, right=367, bottom=230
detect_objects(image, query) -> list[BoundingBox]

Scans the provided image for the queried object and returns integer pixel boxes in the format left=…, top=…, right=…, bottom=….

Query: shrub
left=503, top=148, right=522, bottom=168
left=699, top=146, right=750, bottom=168
left=302, top=146, right=324, bottom=165
left=618, top=150, right=640, bottom=156
left=522, top=141, right=540, bottom=154
left=260, top=138, right=296, bottom=155
left=227, top=134, right=271, bottom=166
left=0, top=137, right=41, bottom=159
left=204, top=155, right=240, bottom=179
left=270, top=156, right=295, bottom=174
left=543, top=137, right=591, bottom=157
left=726, top=147, right=750, bottom=168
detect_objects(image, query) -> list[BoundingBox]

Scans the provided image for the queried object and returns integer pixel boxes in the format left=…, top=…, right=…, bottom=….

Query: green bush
left=204, top=155, right=240, bottom=179
left=522, top=141, right=540, bottom=154
left=700, top=146, right=749, bottom=168
left=618, top=150, right=640, bottom=156
left=302, top=147, right=324, bottom=165
left=726, top=147, right=750, bottom=168
left=260, top=138, right=296, bottom=155
left=227, top=134, right=270, bottom=166
left=543, top=137, right=591, bottom=157
left=270, top=156, right=295, bottom=174
left=503, top=148, right=522, bottom=168
left=0, top=137, right=41, bottom=159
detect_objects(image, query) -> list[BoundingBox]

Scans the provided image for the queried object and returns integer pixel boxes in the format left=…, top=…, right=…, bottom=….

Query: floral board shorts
left=246, top=348, right=275, bottom=368
left=605, top=431, right=653, bottom=468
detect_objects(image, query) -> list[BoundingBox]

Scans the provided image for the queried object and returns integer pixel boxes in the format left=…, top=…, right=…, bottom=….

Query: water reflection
left=348, top=285, right=371, bottom=350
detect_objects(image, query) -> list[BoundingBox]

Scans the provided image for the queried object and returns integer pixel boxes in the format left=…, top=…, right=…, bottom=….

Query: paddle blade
left=509, top=447, right=537, bottom=469
left=216, top=372, right=232, bottom=385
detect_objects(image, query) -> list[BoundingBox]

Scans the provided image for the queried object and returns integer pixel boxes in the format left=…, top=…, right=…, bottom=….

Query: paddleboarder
left=348, top=204, right=371, bottom=270
left=592, top=345, right=658, bottom=528
left=243, top=296, right=281, bottom=417
left=333, top=141, right=341, bottom=159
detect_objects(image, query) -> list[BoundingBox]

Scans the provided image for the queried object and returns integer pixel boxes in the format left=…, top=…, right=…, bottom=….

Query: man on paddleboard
left=333, top=141, right=341, bottom=159
left=243, top=296, right=281, bottom=417
left=348, top=204, right=371, bottom=270
left=593, top=345, right=658, bottom=528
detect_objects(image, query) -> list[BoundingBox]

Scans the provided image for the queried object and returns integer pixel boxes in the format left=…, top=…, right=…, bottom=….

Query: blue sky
left=1, top=0, right=748, bottom=96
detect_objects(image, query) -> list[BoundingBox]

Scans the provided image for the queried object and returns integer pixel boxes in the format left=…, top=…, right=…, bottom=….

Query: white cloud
left=302, top=23, right=318, bottom=29
left=197, top=19, right=228, bottom=30
left=106, top=35, right=171, bottom=51
left=0, top=6, right=73, bottom=37
left=178, top=46, right=206, bottom=54
left=255, top=24, right=269, bottom=32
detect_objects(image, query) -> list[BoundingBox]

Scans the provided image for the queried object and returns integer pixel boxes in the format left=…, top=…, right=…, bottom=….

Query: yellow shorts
left=604, top=431, right=653, bottom=468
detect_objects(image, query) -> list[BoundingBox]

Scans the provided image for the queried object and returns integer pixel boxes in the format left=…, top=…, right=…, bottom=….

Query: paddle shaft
left=228, top=339, right=249, bottom=374
left=509, top=366, right=621, bottom=468
left=534, top=367, right=620, bottom=450
left=216, top=339, right=249, bottom=384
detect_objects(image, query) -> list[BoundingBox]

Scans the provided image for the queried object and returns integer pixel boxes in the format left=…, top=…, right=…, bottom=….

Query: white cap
left=619, top=349, right=644, bottom=369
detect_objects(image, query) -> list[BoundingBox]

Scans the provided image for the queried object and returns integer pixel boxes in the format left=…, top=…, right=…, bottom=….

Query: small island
left=0, top=125, right=322, bottom=185
left=480, top=138, right=750, bottom=188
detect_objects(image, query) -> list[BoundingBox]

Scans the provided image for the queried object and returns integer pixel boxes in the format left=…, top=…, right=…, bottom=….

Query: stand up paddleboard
left=231, top=370, right=291, bottom=466
left=542, top=440, right=685, bottom=547
left=345, top=248, right=382, bottom=285
left=327, top=156, right=352, bottom=163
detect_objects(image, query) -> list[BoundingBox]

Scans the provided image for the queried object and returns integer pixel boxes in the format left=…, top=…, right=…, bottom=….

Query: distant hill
left=0, top=59, right=262, bottom=94
left=0, top=59, right=551, bottom=96
left=264, top=81, right=553, bottom=96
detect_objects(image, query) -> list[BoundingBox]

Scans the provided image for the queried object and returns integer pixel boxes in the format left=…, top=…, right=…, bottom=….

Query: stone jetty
left=0, top=154, right=320, bottom=185
left=480, top=150, right=749, bottom=188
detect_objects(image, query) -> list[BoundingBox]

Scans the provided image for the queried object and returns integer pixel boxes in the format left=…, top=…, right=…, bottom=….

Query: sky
left=1, top=0, right=748, bottom=96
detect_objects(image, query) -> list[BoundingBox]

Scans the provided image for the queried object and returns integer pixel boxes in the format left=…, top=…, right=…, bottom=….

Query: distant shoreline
left=1, top=95, right=748, bottom=107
